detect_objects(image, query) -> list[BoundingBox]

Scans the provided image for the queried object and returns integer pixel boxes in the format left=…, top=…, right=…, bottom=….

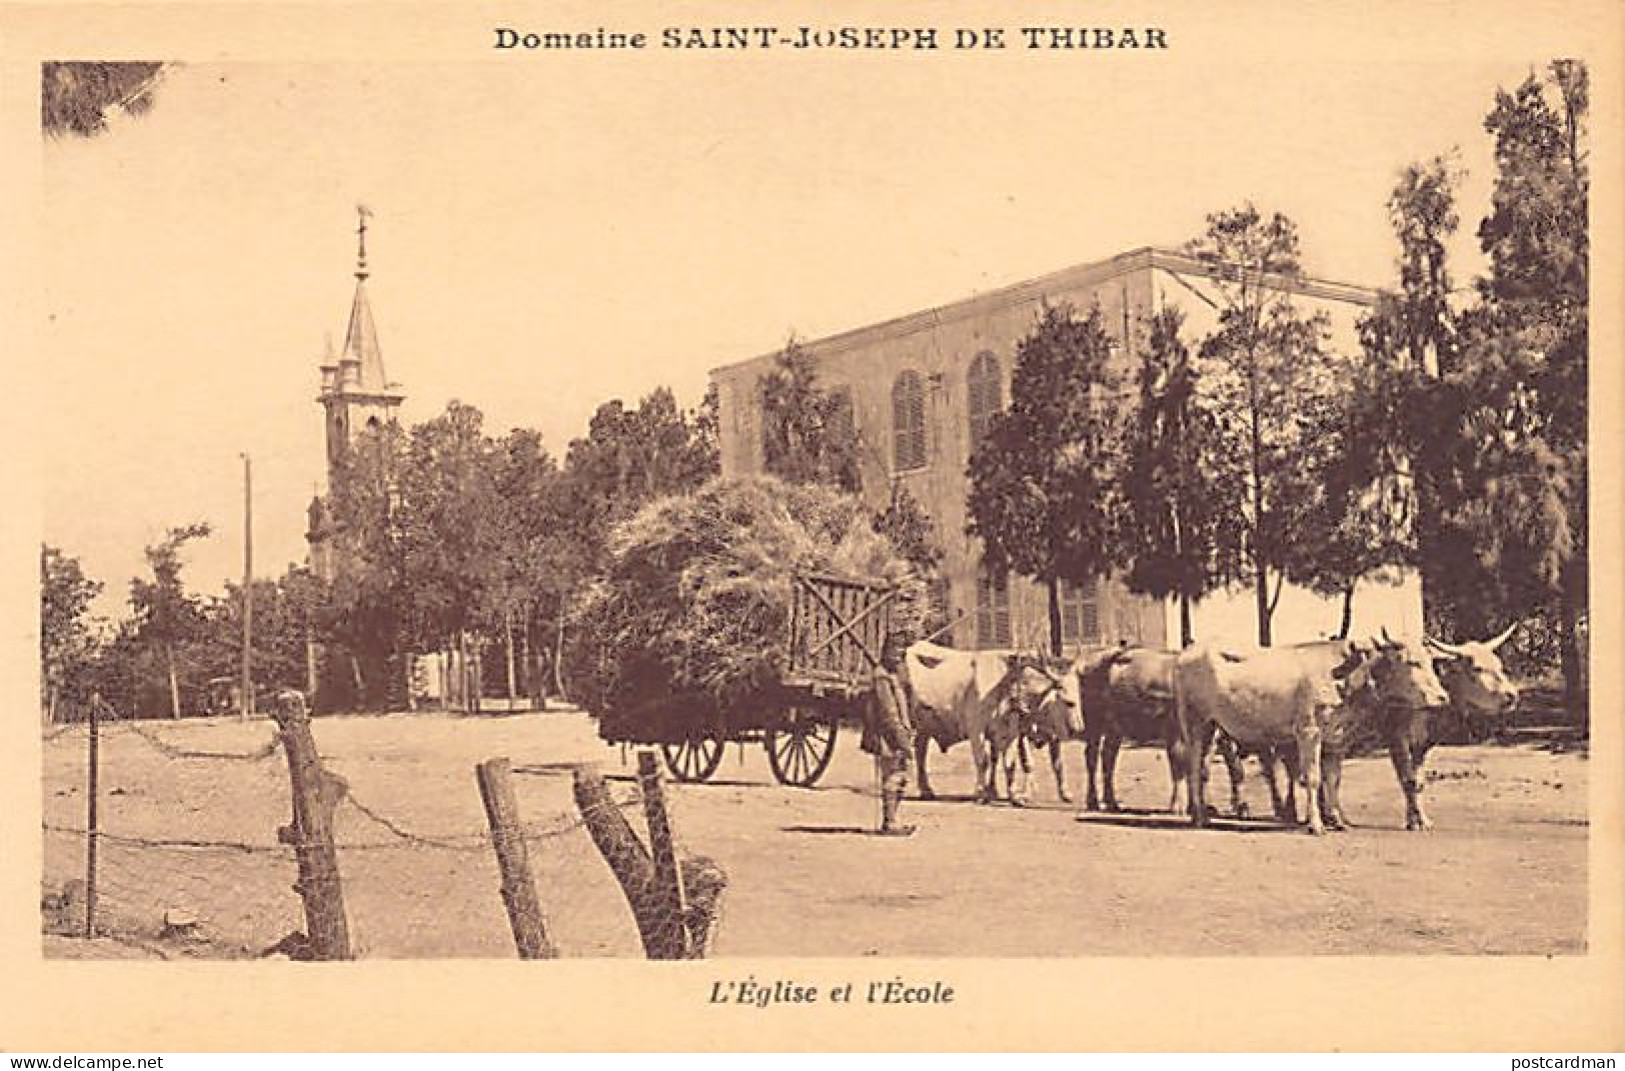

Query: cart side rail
left=786, top=572, right=894, bottom=690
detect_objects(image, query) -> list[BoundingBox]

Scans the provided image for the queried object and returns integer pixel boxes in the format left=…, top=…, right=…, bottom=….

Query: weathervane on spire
left=355, top=203, right=372, bottom=280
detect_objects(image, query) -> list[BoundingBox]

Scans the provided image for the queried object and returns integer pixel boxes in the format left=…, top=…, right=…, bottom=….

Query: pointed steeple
left=318, top=205, right=405, bottom=484
left=341, top=205, right=390, bottom=392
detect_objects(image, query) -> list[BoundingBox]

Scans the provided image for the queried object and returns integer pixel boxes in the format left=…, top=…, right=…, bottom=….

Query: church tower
left=318, top=206, right=405, bottom=478
left=308, top=207, right=406, bottom=584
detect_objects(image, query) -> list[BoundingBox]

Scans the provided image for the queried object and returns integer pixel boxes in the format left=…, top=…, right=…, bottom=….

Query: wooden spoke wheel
left=766, top=709, right=838, bottom=788
left=662, top=736, right=724, bottom=783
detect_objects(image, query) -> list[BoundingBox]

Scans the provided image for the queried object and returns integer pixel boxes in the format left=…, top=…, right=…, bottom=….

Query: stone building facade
left=709, top=246, right=1424, bottom=652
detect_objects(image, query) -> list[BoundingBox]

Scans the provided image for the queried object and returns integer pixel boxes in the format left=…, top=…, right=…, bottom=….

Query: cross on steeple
left=355, top=203, right=372, bottom=280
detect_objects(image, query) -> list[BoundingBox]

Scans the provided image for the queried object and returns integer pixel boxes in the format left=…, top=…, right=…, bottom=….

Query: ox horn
left=1487, top=622, right=1518, bottom=651
left=1424, top=635, right=1467, bottom=657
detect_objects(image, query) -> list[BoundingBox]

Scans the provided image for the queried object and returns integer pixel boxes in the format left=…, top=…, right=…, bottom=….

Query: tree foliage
left=548, top=387, right=719, bottom=691
left=1186, top=204, right=1340, bottom=645
left=127, top=522, right=212, bottom=718
left=194, top=566, right=324, bottom=704
left=397, top=401, right=504, bottom=652
left=309, top=387, right=718, bottom=709
left=758, top=339, right=862, bottom=492
left=967, top=303, right=1121, bottom=654
left=40, top=544, right=103, bottom=718
left=42, top=62, right=166, bottom=139
left=1448, top=62, right=1586, bottom=703
left=1351, top=62, right=1587, bottom=703
left=321, top=420, right=409, bottom=706
left=1113, top=308, right=1240, bottom=645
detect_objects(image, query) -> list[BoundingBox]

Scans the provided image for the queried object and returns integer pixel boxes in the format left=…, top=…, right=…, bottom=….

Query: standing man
left=864, top=634, right=917, bottom=837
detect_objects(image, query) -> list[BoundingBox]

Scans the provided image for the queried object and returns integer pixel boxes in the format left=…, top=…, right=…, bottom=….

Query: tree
left=42, top=62, right=166, bottom=139
left=872, top=482, right=949, bottom=636
left=1349, top=157, right=1469, bottom=639
left=1276, top=346, right=1410, bottom=639
left=873, top=482, right=944, bottom=577
left=1463, top=60, right=1589, bottom=708
left=322, top=420, right=409, bottom=709
left=1113, top=308, right=1240, bottom=646
left=129, top=522, right=212, bottom=718
left=396, top=401, right=505, bottom=710
left=40, top=544, right=103, bottom=721
left=1187, top=204, right=1337, bottom=645
left=550, top=387, right=719, bottom=692
left=560, top=388, right=718, bottom=534
left=759, top=339, right=862, bottom=492
left=692, top=382, right=722, bottom=477
left=967, top=304, right=1120, bottom=655
left=1346, top=64, right=1587, bottom=709
left=198, top=566, right=325, bottom=704
left=482, top=426, right=564, bottom=706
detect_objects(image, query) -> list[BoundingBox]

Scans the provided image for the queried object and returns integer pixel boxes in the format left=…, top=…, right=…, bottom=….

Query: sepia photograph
left=5, top=0, right=1621, bottom=1053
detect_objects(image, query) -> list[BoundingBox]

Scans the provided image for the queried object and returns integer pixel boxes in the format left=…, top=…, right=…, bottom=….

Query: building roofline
left=708, top=245, right=1378, bottom=378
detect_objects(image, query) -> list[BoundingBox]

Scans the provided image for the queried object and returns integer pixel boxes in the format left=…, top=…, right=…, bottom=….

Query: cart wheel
left=766, top=711, right=839, bottom=788
left=662, top=737, right=724, bottom=783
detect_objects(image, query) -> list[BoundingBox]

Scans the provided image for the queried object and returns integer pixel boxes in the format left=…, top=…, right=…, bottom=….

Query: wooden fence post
left=572, top=765, right=669, bottom=957
left=476, top=757, right=555, bottom=959
left=271, top=690, right=352, bottom=960
left=573, top=763, right=727, bottom=959
left=636, top=750, right=688, bottom=956
left=84, top=693, right=101, bottom=939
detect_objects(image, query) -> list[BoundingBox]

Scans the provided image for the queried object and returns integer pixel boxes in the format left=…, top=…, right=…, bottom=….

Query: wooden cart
left=651, top=571, right=897, bottom=787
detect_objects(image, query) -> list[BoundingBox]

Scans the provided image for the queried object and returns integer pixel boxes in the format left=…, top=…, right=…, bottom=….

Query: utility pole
left=242, top=453, right=254, bottom=718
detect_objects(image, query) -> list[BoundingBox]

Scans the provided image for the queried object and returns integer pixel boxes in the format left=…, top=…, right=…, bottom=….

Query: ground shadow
left=1072, top=810, right=1301, bottom=834
left=511, top=762, right=584, bottom=777
left=512, top=764, right=770, bottom=790
left=780, top=824, right=880, bottom=836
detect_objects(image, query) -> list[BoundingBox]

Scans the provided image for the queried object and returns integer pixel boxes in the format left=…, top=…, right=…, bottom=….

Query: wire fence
left=41, top=703, right=720, bottom=960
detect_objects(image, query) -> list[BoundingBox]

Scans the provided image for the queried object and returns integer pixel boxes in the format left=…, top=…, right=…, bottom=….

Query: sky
left=38, top=44, right=1559, bottom=619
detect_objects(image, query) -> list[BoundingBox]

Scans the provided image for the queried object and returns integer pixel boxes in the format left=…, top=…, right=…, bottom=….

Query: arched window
left=966, top=350, right=1001, bottom=448
left=892, top=370, right=927, bottom=471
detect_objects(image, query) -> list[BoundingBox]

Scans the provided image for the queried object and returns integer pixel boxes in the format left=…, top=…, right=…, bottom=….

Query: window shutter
left=1060, top=581, right=1080, bottom=647
left=977, top=566, right=1011, bottom=648
left=892, top=371, right=926, bottom=471
left=827, top=387, right=854, bottom=442
left=967, top=351, right=1001, bottom=448
left=1080, top=580, right=1101, bottom=645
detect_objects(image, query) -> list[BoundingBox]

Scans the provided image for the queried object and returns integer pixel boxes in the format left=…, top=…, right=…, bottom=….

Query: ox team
left=874, top=625, right=1519, bottom=835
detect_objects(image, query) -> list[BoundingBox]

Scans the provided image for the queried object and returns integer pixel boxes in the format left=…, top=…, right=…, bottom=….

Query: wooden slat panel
left=786, top=573, right=893, bottom=683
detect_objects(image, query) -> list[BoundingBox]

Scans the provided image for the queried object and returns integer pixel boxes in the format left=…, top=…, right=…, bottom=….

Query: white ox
left=1173, top=637, right=1450, bottom=835
left=1072, top=645, right=1269, bottom=819
left=903, top=642, right=1069, bottom=805
left=1428, top=624, right=1521, bottom=725
left=1003, top=661, right=1083, bottom=804
left=1349, top=623, right=1522, bottom=831
left=1239, top=626, right=1522, bottom=832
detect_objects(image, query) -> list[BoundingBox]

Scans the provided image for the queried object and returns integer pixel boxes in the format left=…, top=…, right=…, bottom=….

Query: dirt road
left=41, top=710, right=1586, bottom=958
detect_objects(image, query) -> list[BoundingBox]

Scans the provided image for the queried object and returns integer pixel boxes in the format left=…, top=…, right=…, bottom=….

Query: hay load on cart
left=572, top=476, right=927, bottom=786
